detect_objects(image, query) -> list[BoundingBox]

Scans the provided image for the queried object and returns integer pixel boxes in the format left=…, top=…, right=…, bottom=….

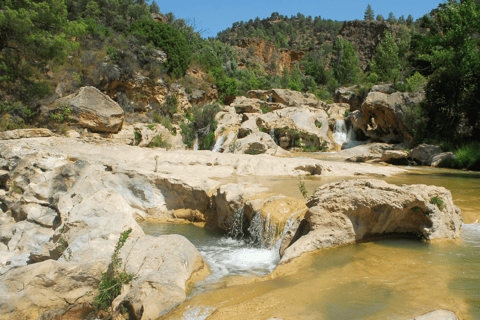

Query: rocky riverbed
left=0, top=133, right=469, bottom=320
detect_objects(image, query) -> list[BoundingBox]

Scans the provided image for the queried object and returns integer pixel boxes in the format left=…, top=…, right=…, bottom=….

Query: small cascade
left=333, top=119, right=348, bottom=146
left=227, top=207, right=245, bottom=238
left=269, top=127, right=276, bottom=141
left=193, top=132, right=199, bottom=151
left=212, top=135, right=225, bottom=153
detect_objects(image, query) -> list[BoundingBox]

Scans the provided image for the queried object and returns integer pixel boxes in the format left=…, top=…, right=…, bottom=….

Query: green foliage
left=430, top=196, right=445, bottom=211
left=180, top=104, right=221, bottom=150
left=148, top=134, right=171, bottom=148
left=405, top=72, right=426, bottom=92
left=298, top=177, right=308, bottom=199
left=416, top=0, right=480, bottom=141
left=302, top=51, right=329, bottom=85
left=370, top=31, right=400, bottom=83
left=412, top=206, right=421, bottom=214
left=438, top=142, right=480, bottom=171
left=261, top=105, right=272, bottom=113
left=50, top=105, right=72, bottom=123
left=0, top=101, right=33, bottom=131
left=134, top=131, right=141, bottom=146
left=402, top=103, right=427, bottom=143
left=364, top=4, right=375, bottom=21
left=129, top=19, right=191, bottom=78
left=332, top=37, right=362, bottom=86
left=344, top=109, right=350, bottom=117
left=166, top=92, right=179, bottom=115
left=94, top=228, right=134, bottom=312
left=0, top=0, right=85, bottom=100
left=315, top=119, right=322, bottom=128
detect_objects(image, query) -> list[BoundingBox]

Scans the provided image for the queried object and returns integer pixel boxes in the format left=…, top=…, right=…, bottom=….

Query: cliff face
left=233, top=37, right=307, bottom=74
left=337, top=20, right=395, bottom=69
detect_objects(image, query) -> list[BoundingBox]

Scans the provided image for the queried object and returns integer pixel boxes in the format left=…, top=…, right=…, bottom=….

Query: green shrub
left=94, top=228, right=134, bottom=312
left=406, top=72, right=427, bottom=92
left=148, top=134, right=171, bottom=148
left=260, top=105, right=272, bottom=113
left=438, top=141, right=480, bottom=171
left=128, top=19, right=191, bottom=78
left=298, top=177, right=308, bottom=199
left=430, top=196, right=445, bottom=211
left=134, top=131, right=141, bottom=146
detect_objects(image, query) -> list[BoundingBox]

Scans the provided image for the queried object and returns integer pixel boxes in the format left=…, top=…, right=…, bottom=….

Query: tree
left=417, top=0, right=480, bottom=141
left=0, top=0, right=85, bottom=99
left=370, top=31, right=400, bottom=83
left=406, top=14, right=414, bottom=26
left=332, top=36, right=362, bottom=86
left=128, top=20, right=191, bottom=78
left=149, top=1, right=159, bottom=13
left=364, top=4, right=374, bottom=21
left=388, top=12, right=397, bottom=24
left=376, top=14, right=384, bottom=21
left=398, top=15, right=406, bottom=24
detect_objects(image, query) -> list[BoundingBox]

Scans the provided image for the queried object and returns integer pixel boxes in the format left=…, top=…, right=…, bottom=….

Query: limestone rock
left=334, top=143, right=409, bottom=165
left=431, top=152, right=456, bottom=167
left=53, top=86, right=124, bottom=133
left=407, top=309, right=458, bottom=320
left=411, top=144, right=443, bottom=166
left=348, top=90, right=425, bottom=145
left=325, top=103, right=350, bottom=119
left=0, top=128, right=53, bottom=140
left=132, top=123, right=185, bottom=149
left=281, top=179, right=462, bottom=264
left=232, top=96, right=263, bottom=114
left=113, top=235, right=205, bottom=320
left=334, top=86, right=363, bottom=111
left=0, top=259, right=107, bottom=319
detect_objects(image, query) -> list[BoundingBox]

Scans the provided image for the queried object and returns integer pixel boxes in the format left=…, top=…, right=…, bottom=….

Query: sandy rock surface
left=280, top=179, right=463, bottom=263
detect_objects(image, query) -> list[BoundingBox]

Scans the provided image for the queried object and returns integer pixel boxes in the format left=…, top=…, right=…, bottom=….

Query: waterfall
left=269, top=127, right=275, bottom=140
left=212, top=135, right=225, bottom=153
left=333, top=119, right=348, bottom=146
left=228, top=207, right=245, bottom=238
left=193, top=132, right=199, bottom=151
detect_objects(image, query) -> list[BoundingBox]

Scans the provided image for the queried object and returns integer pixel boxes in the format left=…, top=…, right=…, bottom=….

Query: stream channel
left=139, top=159, right=480, bottom=320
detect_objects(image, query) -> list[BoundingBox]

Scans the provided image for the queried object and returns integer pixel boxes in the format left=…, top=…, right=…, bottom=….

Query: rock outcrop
left=411, top=144, right=443, bottom=166
left=0, top=128, right=53, bottom=140
left=334, top=143, right=409, bottom=165
left=280, top=179, right=462, bottom=264
left=52, top=86, right=124, bottom=133
left=407, top=309, right=458, bottom=320
left=348, top=90, right=425, bottom=146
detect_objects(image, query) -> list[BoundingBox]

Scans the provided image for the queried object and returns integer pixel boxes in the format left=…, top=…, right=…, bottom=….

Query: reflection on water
left=143, top=166, right=480, bottom=320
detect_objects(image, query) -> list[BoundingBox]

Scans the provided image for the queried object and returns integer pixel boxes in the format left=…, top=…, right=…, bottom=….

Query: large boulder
left=411, top=144, right=443, bottom=166
left=53, top=86, right=124, bottom=133
left=334, top=143, right=409, bottom=165
left=407, top=309, right=458, bottom=320
left=348, top=90, right=425, bottom=146
left=112, top=235, right=205, bottom=320
left=0, top=259, right=107, bottom=320
left=248, top=89, right=324, bottom=108
left=280, top=179, right=462, bottom=264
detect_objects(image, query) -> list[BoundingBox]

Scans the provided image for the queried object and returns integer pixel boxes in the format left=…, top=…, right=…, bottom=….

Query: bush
left=148, top=134, right=171, bottom=148
left=438, top=142, right=480, bottom=171
left=180, top=104, right=221, bottom=150
left=406, top=72, right=427, bottom=92
left=430, top=196, right=445, bottom=211
left=94, top=228, right=134, bottom=312
left=129, top=19, right=191, bottom=78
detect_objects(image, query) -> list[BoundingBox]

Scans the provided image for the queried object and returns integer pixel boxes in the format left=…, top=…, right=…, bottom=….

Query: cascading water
left=269, top=127, right=276, bottom=141
left=333, top=119, right=367, bottom=149
left=212, top=135, right=225, bottom=153
left=193, top=132, right=199, bottom=151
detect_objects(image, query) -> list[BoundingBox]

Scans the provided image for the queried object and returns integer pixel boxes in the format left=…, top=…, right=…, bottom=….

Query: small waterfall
left=248, top=211, right=279, bottom=249
left=228, top=207, right=245, bottom=238
left=333, top=119, right=348, bottom=146
left=193, top=132, right=199, bottom=151
left=212, top=135, right=225, bottom=153
left=269, top=127, right=275, bottom=140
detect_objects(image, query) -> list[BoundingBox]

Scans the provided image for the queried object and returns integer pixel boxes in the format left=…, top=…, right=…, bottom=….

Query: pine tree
left=149, top=1, right=159, bottom=13
left=376, top=14, right=384, bottom=21
left=406, top=14, right=414, bottom=26
left=364, top=4, right=374, bottom=21
left=388, top=12, right=397, bottom=24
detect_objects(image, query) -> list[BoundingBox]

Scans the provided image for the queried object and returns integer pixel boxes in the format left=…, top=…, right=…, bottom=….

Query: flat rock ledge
left=280, top=179, right=462, bottom=264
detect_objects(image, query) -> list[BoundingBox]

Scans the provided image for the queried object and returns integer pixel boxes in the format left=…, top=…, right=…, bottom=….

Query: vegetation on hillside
left=0, top=0, right=479, bottom=166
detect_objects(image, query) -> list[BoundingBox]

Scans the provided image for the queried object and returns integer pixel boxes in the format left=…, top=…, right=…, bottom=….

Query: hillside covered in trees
left=0, top=0, right=479, bottom=167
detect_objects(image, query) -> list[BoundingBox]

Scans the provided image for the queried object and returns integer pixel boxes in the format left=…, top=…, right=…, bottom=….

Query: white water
left=212, top=135, right=225, bottom=153
left=193, top=132, right=199, bottom=151
left=269, top=127, right=276, bottom=141
left=332, top=119, right=369, bottom=149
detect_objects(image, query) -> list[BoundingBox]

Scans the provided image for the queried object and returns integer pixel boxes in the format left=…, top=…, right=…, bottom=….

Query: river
left=140, top=163, right=480, bottom=320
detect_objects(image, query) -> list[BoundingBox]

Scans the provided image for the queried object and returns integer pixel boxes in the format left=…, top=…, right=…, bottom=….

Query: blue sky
left=155, top=0, right=443, bottom=38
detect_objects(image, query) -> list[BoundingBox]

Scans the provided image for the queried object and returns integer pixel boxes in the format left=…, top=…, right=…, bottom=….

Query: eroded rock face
left=0, top=128, right=53, bottom=140
left=113, top=235, right=204, bottom=320
left=280, top=179, right=462, bottom=264
left=334, top=143, right=409, bottom=165
left=53, top=86, right=124, bottom=133
left=334, top=86, right=364, bottom=112
left=348, top=90, right=425, bottom=146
